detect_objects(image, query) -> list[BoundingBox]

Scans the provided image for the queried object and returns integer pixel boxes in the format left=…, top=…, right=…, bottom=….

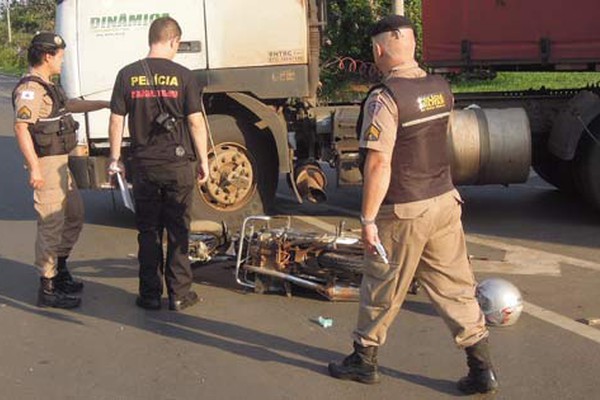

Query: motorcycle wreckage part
left=235, top=216, right=362, bottom=301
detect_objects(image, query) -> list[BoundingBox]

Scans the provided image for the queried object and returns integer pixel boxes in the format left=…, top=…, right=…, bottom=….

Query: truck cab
left=57, top=0, right=322, bottom=226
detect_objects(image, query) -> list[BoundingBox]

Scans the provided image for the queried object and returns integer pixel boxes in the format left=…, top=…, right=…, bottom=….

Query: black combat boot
left=457, top=337, right=499, bottom=394
left=328, top=342, right=380, bottom=384
left=55, top=256, right=84, bottom=294
left=37, top=277, right=81, bottom=309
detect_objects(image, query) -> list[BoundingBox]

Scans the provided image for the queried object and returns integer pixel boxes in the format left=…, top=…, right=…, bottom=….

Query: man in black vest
left=108, top=17, right=209, bottom=312
left=328, top=16, right=499, bottom=394
left=13, top=32, right=109, bottom=309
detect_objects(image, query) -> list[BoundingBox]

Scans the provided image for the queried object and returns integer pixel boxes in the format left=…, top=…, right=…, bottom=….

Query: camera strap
left=140, top=58, right=169, bottom=116
left=139, top=58, right=191, bottom=160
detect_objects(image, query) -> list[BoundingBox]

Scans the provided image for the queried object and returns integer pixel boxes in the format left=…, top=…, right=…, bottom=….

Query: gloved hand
left=107, top=158, right=124, bottom=176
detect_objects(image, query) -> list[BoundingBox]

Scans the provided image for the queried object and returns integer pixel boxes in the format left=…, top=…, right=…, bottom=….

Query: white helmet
left=476, top=278, right=523, bottom=326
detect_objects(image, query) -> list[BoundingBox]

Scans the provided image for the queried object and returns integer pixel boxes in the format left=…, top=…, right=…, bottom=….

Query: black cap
left=30, top=32, right=67, bottom=51
left=369, top=15, right=414, bottom=37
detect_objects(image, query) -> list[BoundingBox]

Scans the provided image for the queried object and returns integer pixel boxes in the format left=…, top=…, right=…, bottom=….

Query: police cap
left=29, top=32, right=67, bottom=51
left=369, top=15, right=414, bottom=37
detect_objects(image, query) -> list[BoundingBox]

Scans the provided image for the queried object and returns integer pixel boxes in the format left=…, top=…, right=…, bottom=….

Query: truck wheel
left=532, top=152, right=577, bottom=194
left=573, top=116, right=600, bottom=210
left=190, top=114, right=278, bottom=228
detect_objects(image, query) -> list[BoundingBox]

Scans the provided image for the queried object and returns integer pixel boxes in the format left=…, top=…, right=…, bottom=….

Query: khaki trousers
left=33, top=155, right=84, bottom=278
left=354, top=189, right=487, bottom=349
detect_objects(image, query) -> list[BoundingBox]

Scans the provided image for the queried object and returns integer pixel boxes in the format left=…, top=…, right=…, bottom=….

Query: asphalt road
left=1, top=74, right=600, bottom=400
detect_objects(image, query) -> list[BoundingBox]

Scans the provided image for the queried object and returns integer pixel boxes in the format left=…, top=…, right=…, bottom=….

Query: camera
left=154, top=112, right=178, bottom=134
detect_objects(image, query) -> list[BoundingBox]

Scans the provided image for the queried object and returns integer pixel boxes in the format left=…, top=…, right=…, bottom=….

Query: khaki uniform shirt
left=358, top=62, right=427, bottom=154
left=13, top=75, right=54, bottom=124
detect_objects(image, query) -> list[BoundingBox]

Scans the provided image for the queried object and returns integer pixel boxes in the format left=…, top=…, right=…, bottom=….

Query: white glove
left=107, top=159, right=124, bottom=175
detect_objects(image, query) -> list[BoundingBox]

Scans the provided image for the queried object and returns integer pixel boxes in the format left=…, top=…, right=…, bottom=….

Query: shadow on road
left=0, top=255, right=461, bottom=395
left=460, top=182, right=600, bottom=250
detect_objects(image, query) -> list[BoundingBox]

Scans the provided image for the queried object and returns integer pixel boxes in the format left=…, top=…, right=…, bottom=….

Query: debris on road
left=577, top=317, right=600, bottom=326
left=316, top=316, right=333, bottom=328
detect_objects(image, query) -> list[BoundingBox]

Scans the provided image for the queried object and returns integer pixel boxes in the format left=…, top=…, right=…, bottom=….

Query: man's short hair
left=148, top=17, right=182, bottom=46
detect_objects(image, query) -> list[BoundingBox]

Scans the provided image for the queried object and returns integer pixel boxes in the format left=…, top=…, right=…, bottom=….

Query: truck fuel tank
left=448, top=108, right=532, bottom=185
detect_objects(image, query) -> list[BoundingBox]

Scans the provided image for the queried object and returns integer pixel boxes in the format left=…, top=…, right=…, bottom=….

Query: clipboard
left=116, top=172, right=135, bottom=212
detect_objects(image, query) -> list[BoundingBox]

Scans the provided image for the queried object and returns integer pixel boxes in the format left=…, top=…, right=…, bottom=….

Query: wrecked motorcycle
left=233, top=216, right=363, bottom=301
left=189, top=215, right=420, bottom=301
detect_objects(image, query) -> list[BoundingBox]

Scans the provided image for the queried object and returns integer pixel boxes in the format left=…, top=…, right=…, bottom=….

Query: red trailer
left=422, top=0, right=600, bottom=71
left=421, top=0, right=600, bottom=210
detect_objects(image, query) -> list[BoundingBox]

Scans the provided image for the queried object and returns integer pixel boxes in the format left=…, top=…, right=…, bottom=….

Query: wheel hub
left=200, top=143, right=255, bottom=211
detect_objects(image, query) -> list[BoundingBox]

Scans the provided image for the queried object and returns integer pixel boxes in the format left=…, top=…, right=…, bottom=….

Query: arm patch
left=364, top=124, right=381, bottom=141
left=17, top=106, right=32, bottom=120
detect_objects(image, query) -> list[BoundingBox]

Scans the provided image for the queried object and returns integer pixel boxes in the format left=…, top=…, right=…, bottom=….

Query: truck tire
left=532, top=152, right=577, bottom=194
left=190, top=114, right=279, bottom=228
left=573, top=116, right=600, bottom=210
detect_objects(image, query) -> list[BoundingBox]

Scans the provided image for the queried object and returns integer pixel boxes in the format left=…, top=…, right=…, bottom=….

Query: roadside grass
left=320, top=71, right=600, bottom=103
left=452, top=71, right=600, bottom=93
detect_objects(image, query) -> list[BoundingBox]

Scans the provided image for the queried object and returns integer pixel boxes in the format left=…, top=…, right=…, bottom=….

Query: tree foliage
left=0, top=0, right=56, bottom=73
left=323, top=0, right=422, bottom=63
left=320, top=0, right=423, bottom=100
left=9, top=0, right=55, bottom=33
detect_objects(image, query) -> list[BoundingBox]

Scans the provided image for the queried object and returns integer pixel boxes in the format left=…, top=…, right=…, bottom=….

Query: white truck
left=56, top=0, right=599, bottom=226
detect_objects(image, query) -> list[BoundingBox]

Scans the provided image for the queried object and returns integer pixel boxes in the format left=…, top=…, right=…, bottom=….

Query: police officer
left=328, top=16, right=499, bottom=394
left=108, top=17, right=209, bottom=311
left=13, top=32, right=109, bottom=309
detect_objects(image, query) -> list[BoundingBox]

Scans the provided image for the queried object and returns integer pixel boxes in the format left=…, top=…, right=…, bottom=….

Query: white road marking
left=290, top=211, right=600, bottom=344
left=524, top=301, right=600, bottom=344
left=468, top=234, right=600, bottom=273
left=469, top=258, right=561, bottom=276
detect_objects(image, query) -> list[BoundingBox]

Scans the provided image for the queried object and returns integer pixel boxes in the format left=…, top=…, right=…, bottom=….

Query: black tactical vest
left=381, top=75, right=454, bottom=204
left=12, top=76, right=79, bottom=157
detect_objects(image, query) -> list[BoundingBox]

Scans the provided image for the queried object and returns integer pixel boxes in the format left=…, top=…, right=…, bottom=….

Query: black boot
left=55, top=256, right=84, bottom=294
left=457, top=337, right=499, bottom=394
left=328, top=342, right=380, bottom=384
left=37, top=277, right=81, bottom=309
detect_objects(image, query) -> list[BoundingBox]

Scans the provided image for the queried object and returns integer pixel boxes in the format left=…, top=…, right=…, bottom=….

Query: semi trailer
left=423, top=0, right=600, bottom=209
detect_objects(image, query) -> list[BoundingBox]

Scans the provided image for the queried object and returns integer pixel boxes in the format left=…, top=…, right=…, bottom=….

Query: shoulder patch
left=17, top=106, right=32, bottom=120
left=367, top=100, right=384, bottom=117
left=20, top=90, right=35, bottom=101
left=364, top=124, right=381, bottom=141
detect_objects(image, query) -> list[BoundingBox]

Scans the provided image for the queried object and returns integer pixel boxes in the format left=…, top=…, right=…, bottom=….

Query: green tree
left=323, top=0, right=389, bottom=62
left=320, top=0, right=423, bottom=99
left=10, top=0, right=55, bottom=32
left=323, top=0, right=422, bottom=63
left=0, top=0, right=56, bottom=73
